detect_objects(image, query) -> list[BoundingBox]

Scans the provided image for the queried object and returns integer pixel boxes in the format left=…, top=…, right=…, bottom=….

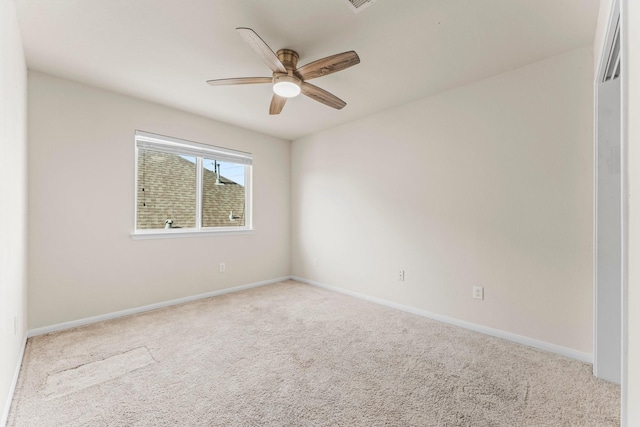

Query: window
left=134, top=131, right=252, bottom=236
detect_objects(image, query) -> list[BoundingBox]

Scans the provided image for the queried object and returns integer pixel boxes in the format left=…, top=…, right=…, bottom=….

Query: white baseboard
left=25, top=274, right=594, bottom=364
left=292, top=276, right=593, bottom=364
left=28, top=277, right=291, bottom=338
left=1, top=335, right=27, bottom=427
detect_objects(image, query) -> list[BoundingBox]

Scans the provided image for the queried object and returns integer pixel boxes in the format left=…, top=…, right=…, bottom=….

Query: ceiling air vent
left=344, top=0, right=377, bottom=14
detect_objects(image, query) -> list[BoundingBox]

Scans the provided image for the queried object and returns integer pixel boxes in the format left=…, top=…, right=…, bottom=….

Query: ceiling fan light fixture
left=273, top=74, right=301, bottom=98
left=207, top=28, right=359, bottom=114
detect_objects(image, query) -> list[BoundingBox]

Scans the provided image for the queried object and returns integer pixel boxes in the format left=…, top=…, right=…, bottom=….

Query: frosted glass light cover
left=273, top=75, right=301, bottom=98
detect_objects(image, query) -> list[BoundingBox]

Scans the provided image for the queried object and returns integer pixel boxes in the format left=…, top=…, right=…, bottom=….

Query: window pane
left=137, top=149, right=196, bottom=229
left=202, top=159, right=246, bottom=227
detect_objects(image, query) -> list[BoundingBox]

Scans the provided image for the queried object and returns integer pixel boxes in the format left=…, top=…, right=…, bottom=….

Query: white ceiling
left=16, top=0, right=600, bottom=141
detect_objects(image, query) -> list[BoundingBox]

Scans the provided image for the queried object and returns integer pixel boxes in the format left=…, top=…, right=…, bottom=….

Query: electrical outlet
left=473, top=286, right=484, bottom=300
left=313, top=257, right=319, bottom=266
left=398, top=270, right=405, bottom=281
left=219, top=262, right=226, bottom=273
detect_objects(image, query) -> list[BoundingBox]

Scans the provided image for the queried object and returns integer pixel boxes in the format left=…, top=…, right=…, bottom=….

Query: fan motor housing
left=276, top=49, right=299, bottom=71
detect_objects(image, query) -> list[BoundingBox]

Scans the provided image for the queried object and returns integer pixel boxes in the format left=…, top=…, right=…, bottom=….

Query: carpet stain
left=43, top=346, right=155, bottom=399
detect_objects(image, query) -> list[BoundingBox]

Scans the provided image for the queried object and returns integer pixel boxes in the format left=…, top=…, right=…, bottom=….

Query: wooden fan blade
left=236, top=27, right=287, bottom=73
left=301, top=82, right=346, bottom=110
left=206, top=77, right=272, bottom=86
left=295, top=51, right=360, bottom=81
left=269, top=94, right=287, bottom=115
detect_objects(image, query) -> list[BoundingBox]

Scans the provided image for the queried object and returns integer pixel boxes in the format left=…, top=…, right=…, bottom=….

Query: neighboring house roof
left=137, top=150, right=245, bottom=229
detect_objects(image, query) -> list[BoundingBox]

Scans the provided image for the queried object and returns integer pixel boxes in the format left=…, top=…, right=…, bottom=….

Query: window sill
left=130, top=228, right=253, bottom=240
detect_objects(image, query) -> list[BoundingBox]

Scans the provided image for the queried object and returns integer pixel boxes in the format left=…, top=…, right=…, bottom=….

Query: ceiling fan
left=207, top=28, right=360, bottom=115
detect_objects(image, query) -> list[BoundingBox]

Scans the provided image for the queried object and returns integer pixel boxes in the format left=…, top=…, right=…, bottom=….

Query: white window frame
left=132, top=130, right=253, bottom=239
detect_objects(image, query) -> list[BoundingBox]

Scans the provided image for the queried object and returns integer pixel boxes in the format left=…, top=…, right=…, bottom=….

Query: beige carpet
left=9, top=280, right=619, bottom=426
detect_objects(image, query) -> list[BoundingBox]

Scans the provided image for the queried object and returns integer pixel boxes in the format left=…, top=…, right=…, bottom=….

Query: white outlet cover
left=473, top=286, right=484, bottom=300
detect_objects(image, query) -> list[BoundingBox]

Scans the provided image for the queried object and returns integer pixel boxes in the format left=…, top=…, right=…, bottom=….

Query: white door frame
left=594, top=0, right=622, bottom=384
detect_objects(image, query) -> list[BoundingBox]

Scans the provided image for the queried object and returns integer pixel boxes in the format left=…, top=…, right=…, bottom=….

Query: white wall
left=623, top=0, right=639, bottom=423
left=27, top=72, right=290, bottom=329
left=291, top=47, right=594, bottom=355
left=0, top=0, right=28, bottom=423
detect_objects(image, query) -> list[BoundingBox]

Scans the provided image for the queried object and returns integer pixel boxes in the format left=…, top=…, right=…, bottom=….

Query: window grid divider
left=195, top=156, right=203, bottom=230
